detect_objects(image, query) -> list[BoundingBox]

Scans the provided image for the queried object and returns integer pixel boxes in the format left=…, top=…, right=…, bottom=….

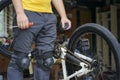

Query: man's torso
left=22, top=0, right=52, bottom=13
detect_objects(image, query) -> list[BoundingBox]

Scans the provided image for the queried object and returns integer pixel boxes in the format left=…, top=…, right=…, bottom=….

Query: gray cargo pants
left=7, top=10, right=57, bottom=80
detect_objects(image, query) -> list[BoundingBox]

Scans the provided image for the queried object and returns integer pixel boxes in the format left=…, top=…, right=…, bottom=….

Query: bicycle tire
left=67, top=23, right=120, bottom=80
left=0, top=44, right=12, bottom=57
left=0, top=0, right=12, bottom=11
left=0, top=0, right=12, bottom=58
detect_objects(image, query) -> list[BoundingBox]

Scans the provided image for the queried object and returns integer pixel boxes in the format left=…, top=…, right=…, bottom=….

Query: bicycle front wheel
left=0, top=0, right=12, bottom=11
left=0, top=0, right=13, bottom=57
left=67, top=23, right=120, bottom=80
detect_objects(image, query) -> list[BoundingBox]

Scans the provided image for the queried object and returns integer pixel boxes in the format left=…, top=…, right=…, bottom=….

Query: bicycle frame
left=60, top=46, right=94, bottom=80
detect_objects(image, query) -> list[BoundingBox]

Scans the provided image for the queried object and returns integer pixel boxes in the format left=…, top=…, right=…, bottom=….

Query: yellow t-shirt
left=22, top=0, right=53, bottom=13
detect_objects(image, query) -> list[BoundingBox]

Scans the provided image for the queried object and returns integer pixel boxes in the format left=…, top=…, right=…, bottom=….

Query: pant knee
left=8, top=51, right=30, bottom=70
left=34, top=49, right=54, bottom=71
left=36, top=57, right=54, bottom=71
left=8, top=58, right=22, bottom=71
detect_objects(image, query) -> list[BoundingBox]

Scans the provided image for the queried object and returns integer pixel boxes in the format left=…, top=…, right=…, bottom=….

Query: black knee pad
left=10, top=51, right=30, bottom=70
left=43, top=57, right=54, bottom=69
left=36, top=51, right=54, bottom=71
left=37, top=57, right=54, bottom=71
left=19, top=56, right=30, bottom=70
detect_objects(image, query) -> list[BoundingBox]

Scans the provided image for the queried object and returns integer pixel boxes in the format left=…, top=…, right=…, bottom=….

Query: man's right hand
left=17, top=13, right=29, bottom=29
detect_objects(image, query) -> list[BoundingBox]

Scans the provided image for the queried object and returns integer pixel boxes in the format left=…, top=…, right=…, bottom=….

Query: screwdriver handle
left=28, top=22, right=34, bottom=27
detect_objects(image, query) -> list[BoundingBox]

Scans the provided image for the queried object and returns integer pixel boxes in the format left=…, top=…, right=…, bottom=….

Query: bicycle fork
left=60, top=47, right=94, bottom=80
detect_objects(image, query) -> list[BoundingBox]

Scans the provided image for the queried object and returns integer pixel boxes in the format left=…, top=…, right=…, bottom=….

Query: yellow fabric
left=22, top=0, right=52, bottom=13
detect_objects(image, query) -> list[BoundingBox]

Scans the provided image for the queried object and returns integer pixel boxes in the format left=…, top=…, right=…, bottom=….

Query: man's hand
left=12, top=0, right=29, bottom=29
left=52, top=0, right=71, bottom=30
left=61, top=17, right=71, bottom=30
left=17, top=13, right=29, bottom=29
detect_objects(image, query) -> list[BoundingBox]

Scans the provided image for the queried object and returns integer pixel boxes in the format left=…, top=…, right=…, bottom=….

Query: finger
left=17, top=22, right=21, bottom=28
left=68, top=22, right=71, bottom=29
left=22, top=20, right=29, bottom=29
left=21, top=22, right=27, bottom=29
left=20, top=22, right=25, bottom=29
left=66, top=21, right=71, bottom=30
left=61, top=21, right=64, bottom=29
left=18, top=22, right=22, bottom=29
left=22, top=22, right=26, bottom=29
left=24, top=20, right=29, bottom=29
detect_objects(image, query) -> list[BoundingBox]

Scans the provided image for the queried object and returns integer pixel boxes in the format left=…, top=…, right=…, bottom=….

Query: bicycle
left=0, top=0, right=120, bottom=80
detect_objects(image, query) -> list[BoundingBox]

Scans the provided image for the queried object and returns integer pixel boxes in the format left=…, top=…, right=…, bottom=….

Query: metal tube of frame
left=61, top=48, right=68, bottom=79
left=67, top=63, right=93, bottom=79
left=61, top=47, right=93, bottom=80
left=66, top=53, right=81, bottom=65
left=74, top=52, right=93, bottom=62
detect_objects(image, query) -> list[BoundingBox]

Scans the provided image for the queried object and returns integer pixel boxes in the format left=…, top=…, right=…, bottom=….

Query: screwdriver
left=13, top=22, right=34, bottom=28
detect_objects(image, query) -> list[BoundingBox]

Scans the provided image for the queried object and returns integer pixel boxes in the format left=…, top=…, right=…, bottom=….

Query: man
left=7, top=0, right=71, bottom=80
